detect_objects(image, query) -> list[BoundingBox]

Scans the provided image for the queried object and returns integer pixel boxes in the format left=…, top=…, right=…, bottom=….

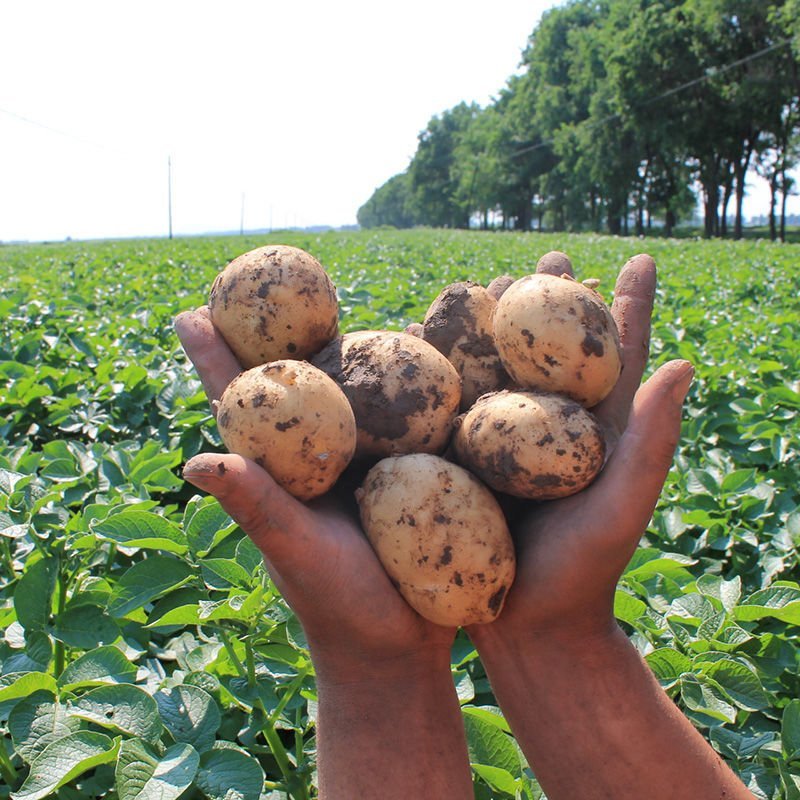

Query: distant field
left=1, top=229, right=798, bottom=799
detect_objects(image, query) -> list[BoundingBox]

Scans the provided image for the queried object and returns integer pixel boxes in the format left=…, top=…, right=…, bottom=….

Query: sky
left=0, top=1, right=554, bottom=241
left=0, top=1, right=792, bottom=242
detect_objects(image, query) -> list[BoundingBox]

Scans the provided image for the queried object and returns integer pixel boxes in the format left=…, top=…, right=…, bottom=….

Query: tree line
left=358, top=0, right=800, bottom=240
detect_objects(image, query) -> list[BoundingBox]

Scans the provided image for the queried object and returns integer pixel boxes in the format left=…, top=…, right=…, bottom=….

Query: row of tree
left=358, top=0, right=800, bottom=239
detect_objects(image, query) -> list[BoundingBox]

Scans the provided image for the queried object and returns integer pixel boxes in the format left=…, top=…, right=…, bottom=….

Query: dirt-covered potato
left=404, top=322, right=424, bottom=338
left=356, top=454, right=515, bottom=626
left=536, top=250, right=574, bottom=278
left=422, top=282, right=510, bottom=411
left=209, top=245, right=339, bottom=368
left=486, top=274, right=516, bottom=300
left=493, top=273, right=621, bottom=407
left=312, top=331, right=461, bottom=459
left=453, top=390, right=606, bottom=500
left=216, top=360, right=356, bottom=501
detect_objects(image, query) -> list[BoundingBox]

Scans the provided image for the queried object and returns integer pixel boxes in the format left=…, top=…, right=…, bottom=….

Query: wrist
left=310, top=641, right=453, bottom=689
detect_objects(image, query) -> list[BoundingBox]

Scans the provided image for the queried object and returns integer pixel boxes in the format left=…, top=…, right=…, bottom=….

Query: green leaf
left=462, top=706, right=520, bottom=776
left=92, top=510, right=188, bottom=554
left=50, top=604, right=119, bottom=648
left=645, top=648, right=692, bottom=688
left=195, top=746, right=265, bottom=800
left=155, top=685, right=221, bottom=752
left=70, top=684, right=163, bottom=742
left=8, top=691, right=83, bottom=763
left=783, top=699, right=800, bottom=761
left=734, top=584, right=800, bottom=624
left=107, top=555, right=195, bottom=617
left=614, top=590, right=647, bottom=625
left=58, top=645, right=137, bottom=690
left=200, top=557, right=254, bottom=590
left=184, top=496, right=237, bottom=556
left=115, top=739, right=199, bottom=800
left=471, top=763, right=519, bottom=795
left=11, top=731, right=117, bottom=800
left=679, top=674, right=737, bottom=723
left=696, top=573, right=742, bottom=613
left=14, top=557, right=57, bottom=631
left=701, top=659, right=770, bottom=712
left=0, top=672, right=58, bottom=703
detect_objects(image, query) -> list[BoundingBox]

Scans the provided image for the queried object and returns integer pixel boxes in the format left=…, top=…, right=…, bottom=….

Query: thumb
left=182, top=452, right=315, bottom=574
left=585, top=359, right=694, bottom=551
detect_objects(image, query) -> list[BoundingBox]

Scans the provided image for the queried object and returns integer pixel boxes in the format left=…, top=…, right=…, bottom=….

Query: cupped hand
left=174, top=308, right=456, bottom=677
left=469, top=255, right=694, bottom=642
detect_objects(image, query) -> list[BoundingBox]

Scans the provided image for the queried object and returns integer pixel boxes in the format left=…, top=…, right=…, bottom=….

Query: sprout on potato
left=356, top=454, right=515, bottom=626
left=493, top=273, right=622, bottom=408
left=209, top=245, right=339, bottom=368
left=216, top=360, right=356, bottom=501
left=453, top=390, right=606, bottom=500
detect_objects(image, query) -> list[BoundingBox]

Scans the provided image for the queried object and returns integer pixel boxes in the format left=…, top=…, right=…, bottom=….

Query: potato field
left=0, top=228, right=798, bottom=799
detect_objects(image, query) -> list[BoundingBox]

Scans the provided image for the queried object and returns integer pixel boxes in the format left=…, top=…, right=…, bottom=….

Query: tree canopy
left=358, top=0, right=800, bottom=239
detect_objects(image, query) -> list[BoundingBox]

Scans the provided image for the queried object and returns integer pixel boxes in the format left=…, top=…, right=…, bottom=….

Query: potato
left=493, top=273, right=621, bottom=407
left=216, top=360, right=356, bottom=501
left=312, top=331, right=461, bottom=459
left=356, top=454, right=515, bottom=626
left=422, top=282, right=510, bottom=410
left=536, top=250, right=574, bottom=278
left=209, top=245, right=339, bottom=368
left=453, top=390, right=605, bottom=500
left=486, top=274, right=516, bottom=300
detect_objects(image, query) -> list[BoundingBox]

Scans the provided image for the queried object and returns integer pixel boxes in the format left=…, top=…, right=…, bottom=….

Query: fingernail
left=672, top=360, right=695, bottom=402
left=182, top=458, right=228, bottom=489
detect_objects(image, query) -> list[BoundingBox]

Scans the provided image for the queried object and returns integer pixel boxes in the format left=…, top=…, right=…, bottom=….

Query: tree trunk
left=780, top=169, right=788, bottom=242
left=769, top=173, right=777, bottom=241
left=734, top=141, right=756, bottom=240
left=703, top=180, right=719, bottom=238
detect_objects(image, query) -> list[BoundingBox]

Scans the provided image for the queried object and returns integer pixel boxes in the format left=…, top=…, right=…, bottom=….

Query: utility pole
left=167, top=155, right=173, bottom=239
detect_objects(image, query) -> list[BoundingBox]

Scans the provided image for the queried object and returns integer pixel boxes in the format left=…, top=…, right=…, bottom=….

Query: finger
left=175, top=307, right=241, bottom=410
left=182, top=452, right=316, bottom=579
left=592, top=254, right=657, bottom=438
left=536, top=250, right=574, bottom=278
left=584, top=359, right=693, bottom=559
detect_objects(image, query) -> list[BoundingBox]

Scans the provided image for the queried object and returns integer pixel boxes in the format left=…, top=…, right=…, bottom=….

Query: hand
left=469, top=254, right=694, bottom=643
left=174, top=307, right=457, bottom=678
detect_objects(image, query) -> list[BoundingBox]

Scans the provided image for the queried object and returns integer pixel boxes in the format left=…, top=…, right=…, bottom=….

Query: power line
left=510, top=36, right=796, bottom=159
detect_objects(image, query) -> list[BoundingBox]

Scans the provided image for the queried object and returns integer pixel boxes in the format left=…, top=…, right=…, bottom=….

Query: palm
left=175, top=306, right=456, bottom=662
left=470, top=254, right=667, bottom=638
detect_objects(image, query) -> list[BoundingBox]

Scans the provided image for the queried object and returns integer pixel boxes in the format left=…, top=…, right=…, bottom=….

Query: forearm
left=313, top=649, right=473, bottom=799
left=470, top=623, right=754, bottom=800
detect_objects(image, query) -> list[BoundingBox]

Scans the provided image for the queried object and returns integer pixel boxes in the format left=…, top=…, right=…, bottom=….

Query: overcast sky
left=0, top=1, right=790, bottom=242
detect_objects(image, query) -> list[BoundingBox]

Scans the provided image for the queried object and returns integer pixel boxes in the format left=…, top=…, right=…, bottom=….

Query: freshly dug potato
left=493, top=273, right=621, bottom=407
left=209, top=245, right=339, bottom=368
left=404, top=322, right=424, bottom=338
left=486, top=274, right=516, bottom=300
left=536, top=250, right=574, bottom=278
left=356, top=454, right=515, bottom=626
left=453, top=390, right=605, bottom=500
left=312, top=331, right=461, bottom=459
left=216, top=360, right=356, bottom=501
left=422, top=282, right=510, bottom=411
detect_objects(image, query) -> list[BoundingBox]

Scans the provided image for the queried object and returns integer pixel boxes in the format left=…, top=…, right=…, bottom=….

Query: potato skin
left=453, top=390, right=606, bottom=500
left=357, top=454, right=515, bottom=626
left=311, top=331, right=461, bottom=459
left=422, top=282, right=510, bottom=411
left=209, top=245, right=339, bottom=368
left=486, top=274, right=516, bottom=301
left=493, top=273, right=621, bottom=407
left=216, top=360, right=356, bottom=501
left=536, top=250, right=574, bottom=278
